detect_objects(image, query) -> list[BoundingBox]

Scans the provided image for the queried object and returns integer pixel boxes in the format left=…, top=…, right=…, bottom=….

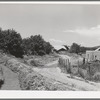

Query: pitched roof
left=53, top=45, right=66, bottom=50
left=95, top=47, right=100, bottom=51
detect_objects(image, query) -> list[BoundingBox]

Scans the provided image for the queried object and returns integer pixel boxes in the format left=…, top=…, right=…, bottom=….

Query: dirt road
left=0, top=65, right=21, bottom=90
left=0, top=54, right=100, bottom=91
left=33, top=59, right=100, bottom=91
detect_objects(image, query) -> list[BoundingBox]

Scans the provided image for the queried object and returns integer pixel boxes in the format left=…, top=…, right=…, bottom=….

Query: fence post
left=67, top=59, right=69, bottom=73
left=88, top=64, right=91, bottom=80
left=83, top=57, right=85, bottom=64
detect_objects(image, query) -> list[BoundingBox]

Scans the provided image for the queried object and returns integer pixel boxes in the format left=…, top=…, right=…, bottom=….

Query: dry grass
left=79, top=61, right=100, bottom=81
left=22, top=54, right=59, bottom=67
left=64, top=52, right=82, bottom=58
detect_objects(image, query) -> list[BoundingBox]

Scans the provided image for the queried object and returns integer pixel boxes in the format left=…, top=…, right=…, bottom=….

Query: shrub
left=69, top=43, right=80, bottom=54
left=93, top=72, right=100, bottom=81
left=0, top=28, right=53, bottom=57
left=22, top=35, right=53, bottom=56
left=38, top=50, right=46, bottom=56
left=0, top=29, right=24, bottom=58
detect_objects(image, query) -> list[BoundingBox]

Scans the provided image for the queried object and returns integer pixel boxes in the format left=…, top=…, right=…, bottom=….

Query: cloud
left=49, top=38, right=65, bottom=44
left=63, top=25, right=100, bottom=38
left=98, top=37, right=100, bottom=41
left=63, top=30, right=75, bottom=33
left=49, top=38, right=66, bottom=47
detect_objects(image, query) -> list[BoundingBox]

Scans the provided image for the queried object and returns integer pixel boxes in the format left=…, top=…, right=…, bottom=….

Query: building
left=86, top=47, right=100, bottom=62
left=53, top=45, right=68, bottom=54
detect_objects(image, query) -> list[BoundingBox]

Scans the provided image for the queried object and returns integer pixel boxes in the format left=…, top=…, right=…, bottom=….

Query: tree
left=0, top=27, right=53, bottom=57
left=80, top=46, right=86, bottom=53
left=0, top=29, right=24, bottom=58
left=22, top=34, right=53, bottom=56
left=69, top=43, right=80, bottom=54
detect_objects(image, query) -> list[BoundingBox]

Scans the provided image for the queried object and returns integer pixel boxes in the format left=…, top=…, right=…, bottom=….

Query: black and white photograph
left=0, top=1, right=100, bottom=93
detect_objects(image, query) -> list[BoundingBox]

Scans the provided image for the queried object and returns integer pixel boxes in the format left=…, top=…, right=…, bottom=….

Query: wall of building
left=86, top=51, right=100, bottom=62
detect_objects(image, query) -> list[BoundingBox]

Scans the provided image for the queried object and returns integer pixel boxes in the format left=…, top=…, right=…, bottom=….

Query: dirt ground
left=0, top=65, right=20, bottom=90
left=33, top=59, right=100, bottom=91
left=0, top=53, right=100, bottom=90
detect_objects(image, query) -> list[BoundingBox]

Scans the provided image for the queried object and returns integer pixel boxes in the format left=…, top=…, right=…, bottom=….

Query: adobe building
left=86, top=47, right=100, bottom=62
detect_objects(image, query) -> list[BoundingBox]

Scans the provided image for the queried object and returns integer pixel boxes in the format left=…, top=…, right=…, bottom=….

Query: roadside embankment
left=0, top=55, right=75, bottom=90
left=0, top=54, right=100, bottom=91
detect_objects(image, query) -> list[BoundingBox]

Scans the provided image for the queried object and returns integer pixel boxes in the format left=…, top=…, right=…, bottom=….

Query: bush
left=69, top=43, right=80, bottom=54
left=38, top=50, right=46, bottom=56
left=0, top=28, right=53, bottom=57
left=29, top=59, right=40, bottom=67
left=0, top=29, right=24, bottom=58
left=22, top=35, right=53, bottom=56
left=93, top=72, right=100, bottom=81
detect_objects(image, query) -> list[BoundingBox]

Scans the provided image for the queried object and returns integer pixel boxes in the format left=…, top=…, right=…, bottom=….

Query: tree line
left=0, top=28, right=53, bottom=58
left=0, top=28, right=98, bottom=58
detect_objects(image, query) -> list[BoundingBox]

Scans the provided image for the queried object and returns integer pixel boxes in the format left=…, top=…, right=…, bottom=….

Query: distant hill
left=85, top=45, right=100, bottom=51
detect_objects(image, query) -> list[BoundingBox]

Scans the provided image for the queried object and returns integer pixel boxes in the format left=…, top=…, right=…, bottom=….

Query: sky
left=0, top=4, right=100, bottom=47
